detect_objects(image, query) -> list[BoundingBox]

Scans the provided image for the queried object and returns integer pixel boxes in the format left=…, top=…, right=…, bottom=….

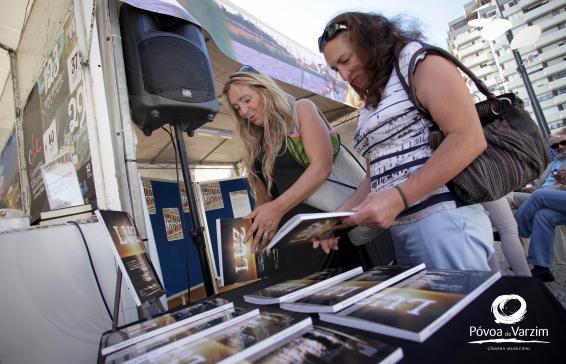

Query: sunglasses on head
left=551, top=140, right=566, bottom=149
left=318, top=23, right=349, bottom=52
left=236, top=65, right=260, bottom=74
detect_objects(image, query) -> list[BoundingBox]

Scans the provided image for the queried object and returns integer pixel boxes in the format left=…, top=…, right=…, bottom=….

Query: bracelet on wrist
left=393, top=185, right=409, bottom=210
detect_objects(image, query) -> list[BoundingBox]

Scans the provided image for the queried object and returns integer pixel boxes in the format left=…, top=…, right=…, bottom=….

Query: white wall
left=0, top=222, right=138, bottom=364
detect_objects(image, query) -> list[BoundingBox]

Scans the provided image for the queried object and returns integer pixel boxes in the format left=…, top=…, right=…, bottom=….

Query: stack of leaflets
left=216, top=217, right=278, bottom=286
left=248, top=326, right=403, bottom=364
left=280, top=264, right=425, bottom=313
left=100, top=298, right=234, bottom=356
left=121, top=312, right=313, bottom=364
left=243, top=267, right=363, bottom=305
left=320, top=269, right=501, bottom=342
left=265, top=211, right=354, bottom=250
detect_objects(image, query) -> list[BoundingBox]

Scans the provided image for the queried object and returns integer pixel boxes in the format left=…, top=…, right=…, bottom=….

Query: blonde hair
left=223, top=71, right=298, bottom=196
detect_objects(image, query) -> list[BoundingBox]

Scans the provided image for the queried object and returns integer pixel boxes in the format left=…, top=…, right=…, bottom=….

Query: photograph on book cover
left=104, top=307, right=258, bottom=364
left=249, top=326, right=403, bottom=364
left=281, top=264, right=425, bottom=313
left=217, top=217, right=278, bottom=286
left=321, top=269, right=500, bottom=342
left=124, top=312, right=312, bottom=364
left=100, top=298, right=233, bottom=356
left=96, top=210, right=165, bottom=306
left=266, top=212, right=353, bottom=250
left=244, top=267, right=363, bottom=304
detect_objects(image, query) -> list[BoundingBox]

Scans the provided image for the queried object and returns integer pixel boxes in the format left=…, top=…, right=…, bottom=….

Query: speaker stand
left=173, top=123, right=215, bottom=297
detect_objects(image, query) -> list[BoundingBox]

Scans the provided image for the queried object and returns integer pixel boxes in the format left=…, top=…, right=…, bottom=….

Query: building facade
left=447, top=0, right=566, bottom=133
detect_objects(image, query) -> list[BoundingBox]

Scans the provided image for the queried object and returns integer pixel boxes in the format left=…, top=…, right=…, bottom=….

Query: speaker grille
left=138, top=36, right=215, bottom=103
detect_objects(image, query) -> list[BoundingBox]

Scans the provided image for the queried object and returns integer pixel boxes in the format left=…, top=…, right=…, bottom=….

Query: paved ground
left=493, top=241, right=565, bottom=308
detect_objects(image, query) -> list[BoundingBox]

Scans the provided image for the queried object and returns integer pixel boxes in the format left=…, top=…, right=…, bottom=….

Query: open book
left=266, top=211, right=354, bottom=250
left=95, top=210, right=164, bottom=306
left=100, top=298, right=233, bottom=356
left=244, top=267, right=363, bottom=305
left=280, top=264, right=425, bottom=313
left=320, top=269, right=501, bottom=342
left=216, top=217, right=278, bottom=286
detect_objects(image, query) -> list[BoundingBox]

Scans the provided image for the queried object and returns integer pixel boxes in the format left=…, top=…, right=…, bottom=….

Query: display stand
left=110, top=266, right=166, bottom=332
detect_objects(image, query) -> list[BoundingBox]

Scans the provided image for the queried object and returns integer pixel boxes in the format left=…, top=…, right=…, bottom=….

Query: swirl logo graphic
left=491, top=294, right=527, bottom=324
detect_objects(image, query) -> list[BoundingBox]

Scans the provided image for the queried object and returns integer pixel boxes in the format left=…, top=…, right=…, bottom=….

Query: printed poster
left=201, top=182, right=224, bottom=211
left=179, top=184, right=190, bottom=213
left=142, top=179, right=156, bottom=214
left=21, top=14, right=95, bottom=222
left=0, top=131, right=23, bottom=210
left=228, top=190, right=251, bottom=218
left=163, top=207, right=184, bottom=241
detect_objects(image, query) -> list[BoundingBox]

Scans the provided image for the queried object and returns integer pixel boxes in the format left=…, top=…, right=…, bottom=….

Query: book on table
left=103, top=306, right=259, bottom=364
left=280, top=264, right=426, bottom=313
left=95, top=209, right=165, bottom=306
left=100, top=298, right=233, bottom=356
left=121, top=311, right=313, bottom=364
left=243, top=267, right=363, bottom=305
left=265, top=211, right=354, bottom=250
left=40, top=203, right=94, bottom=221
left=319, top=269, right=501, bottom=342
left=246, top=325, right=403, bottom=364
left=216, top=217, right=278, bottom=287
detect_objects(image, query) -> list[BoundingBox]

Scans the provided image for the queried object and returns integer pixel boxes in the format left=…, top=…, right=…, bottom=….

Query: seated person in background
left=313, top=12, right=494, bottom=271
left=508, top=130, right=566, bottom=210
left=515, top=171, right=566, bottom=281
left=222, top=65, right=364, bottom=273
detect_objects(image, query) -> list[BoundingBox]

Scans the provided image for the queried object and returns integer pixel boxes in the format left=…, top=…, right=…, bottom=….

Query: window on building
left=557, top=87, right=566, bottom=95
left=550, top=70, right=566, bottom=82
left=523, top=0, right=549, bottom=14
left=538, top=92, right=554, bottom=102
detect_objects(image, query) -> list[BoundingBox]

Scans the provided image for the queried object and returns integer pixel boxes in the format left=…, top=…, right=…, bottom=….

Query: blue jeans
left=515, top=189, right=566, bottom=268
left=390, top=204, right=494, bottom=271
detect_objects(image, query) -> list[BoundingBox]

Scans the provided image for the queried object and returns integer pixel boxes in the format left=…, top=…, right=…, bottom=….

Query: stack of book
left=98, top=298, right=403, bottom=364
left=39, top=203, right=94, bottom=225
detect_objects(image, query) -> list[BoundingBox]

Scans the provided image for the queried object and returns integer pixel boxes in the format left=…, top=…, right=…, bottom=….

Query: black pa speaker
left=119, top=4, right=218, bottom=136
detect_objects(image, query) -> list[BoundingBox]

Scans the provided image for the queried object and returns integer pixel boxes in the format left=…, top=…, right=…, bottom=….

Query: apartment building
left=447, top=0, right=566, bottom=133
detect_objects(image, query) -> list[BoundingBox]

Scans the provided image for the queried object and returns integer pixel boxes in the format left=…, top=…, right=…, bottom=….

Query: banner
left=21, top=15, right=95, bottom=222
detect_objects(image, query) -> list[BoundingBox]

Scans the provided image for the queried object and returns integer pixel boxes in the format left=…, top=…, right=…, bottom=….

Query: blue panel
left=203, top=178, right=255, bottom=277
left=149, top=180, right=203, bottom=297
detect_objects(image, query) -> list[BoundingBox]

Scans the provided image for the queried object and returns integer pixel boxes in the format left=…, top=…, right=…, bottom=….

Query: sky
left=229, top=0, right=471, bottom=53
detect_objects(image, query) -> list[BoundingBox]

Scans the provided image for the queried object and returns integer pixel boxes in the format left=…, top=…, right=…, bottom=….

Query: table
left=217, top=274, right=566, bottom=363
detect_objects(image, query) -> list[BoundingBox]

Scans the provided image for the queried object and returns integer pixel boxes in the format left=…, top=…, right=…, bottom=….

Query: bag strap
left=397, top=42, right=495, bottom=120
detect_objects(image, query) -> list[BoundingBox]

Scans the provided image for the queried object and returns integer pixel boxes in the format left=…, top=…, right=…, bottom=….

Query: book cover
left=320, top=269, right=501, bottom=342
left=104, top=307, right=259, bottom=364
left=248, top=326, right=403, bottom=364
left=122, top=312, right=313, bottom=364
left=100, top=298, right=233, bottom=356
left=243, top=267, right=363, bottom=305
left=280, top=264, right=426, bottom=313
left=95, top=210, right=165, bottom=306
left=216, top=218, right=278, bottom=287
left=40, top=203, right=93, bottom=220
left=266, top=211, right=354, bottom=250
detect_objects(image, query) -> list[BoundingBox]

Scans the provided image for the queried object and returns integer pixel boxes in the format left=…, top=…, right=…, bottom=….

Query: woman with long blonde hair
left=223, top=65, right=363, bottom=272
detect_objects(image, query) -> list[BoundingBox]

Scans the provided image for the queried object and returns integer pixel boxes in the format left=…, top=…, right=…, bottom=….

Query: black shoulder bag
left=395, top=43, right=550, bottom=204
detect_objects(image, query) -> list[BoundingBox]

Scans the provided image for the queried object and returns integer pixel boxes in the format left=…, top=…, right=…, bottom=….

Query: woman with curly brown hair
left=315, top=12, right=494, bottom=271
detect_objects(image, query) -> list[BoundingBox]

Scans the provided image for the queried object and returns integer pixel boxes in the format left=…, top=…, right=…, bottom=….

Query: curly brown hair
left=325, top=12, right=422, bottom=108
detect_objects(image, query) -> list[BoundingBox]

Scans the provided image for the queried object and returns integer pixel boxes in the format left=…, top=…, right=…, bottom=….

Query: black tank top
left=254, top=145, right=362, bottom=273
